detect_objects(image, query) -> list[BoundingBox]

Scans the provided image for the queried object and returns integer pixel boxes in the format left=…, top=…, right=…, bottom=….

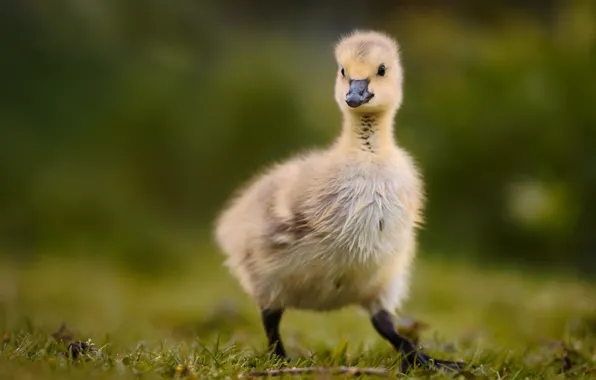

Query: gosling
left=214, top=30, right=464, bottom=373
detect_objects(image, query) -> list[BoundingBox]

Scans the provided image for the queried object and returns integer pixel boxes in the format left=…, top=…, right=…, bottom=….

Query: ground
left=1, top=245, right=595, bottom=379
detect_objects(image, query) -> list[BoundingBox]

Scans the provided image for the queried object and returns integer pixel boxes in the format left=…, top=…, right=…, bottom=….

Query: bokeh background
left=2, top=0, right=594, bottom=274
left=1, top=0, right=596, bottom=360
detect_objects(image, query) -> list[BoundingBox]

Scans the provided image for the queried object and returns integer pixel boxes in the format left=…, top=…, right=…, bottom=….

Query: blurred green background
left=1, top=0, right=595, bottom=277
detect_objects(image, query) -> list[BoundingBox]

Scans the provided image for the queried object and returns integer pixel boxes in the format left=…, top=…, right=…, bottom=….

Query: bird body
left=216, top=136, right=422, bottom=313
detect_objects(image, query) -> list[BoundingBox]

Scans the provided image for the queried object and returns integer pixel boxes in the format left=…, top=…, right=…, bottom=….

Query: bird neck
left=337, top=111, right=396, bottom=154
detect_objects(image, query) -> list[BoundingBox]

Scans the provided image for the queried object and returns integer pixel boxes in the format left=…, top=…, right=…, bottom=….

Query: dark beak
left=345, top=79, right=374, bottom=108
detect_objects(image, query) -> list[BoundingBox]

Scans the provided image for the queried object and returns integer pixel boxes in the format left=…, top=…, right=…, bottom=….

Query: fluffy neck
left=336, top=110, right=396, bottom=154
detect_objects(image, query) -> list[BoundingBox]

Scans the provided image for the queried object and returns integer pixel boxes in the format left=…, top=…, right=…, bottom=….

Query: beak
left=345, top=79, right=374, bottom=108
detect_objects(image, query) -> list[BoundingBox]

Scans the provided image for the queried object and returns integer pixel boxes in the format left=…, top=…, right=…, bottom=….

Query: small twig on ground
left=249, top=366, right=389, bottom=377
left=51, top=323, right=75, bottom=342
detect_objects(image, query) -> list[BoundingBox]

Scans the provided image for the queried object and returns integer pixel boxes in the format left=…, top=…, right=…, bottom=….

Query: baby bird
left=214, top=30, right=464, bottom=373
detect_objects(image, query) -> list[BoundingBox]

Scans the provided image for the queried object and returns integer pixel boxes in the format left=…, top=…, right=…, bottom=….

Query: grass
left=1, top=245, right=595, bottom=379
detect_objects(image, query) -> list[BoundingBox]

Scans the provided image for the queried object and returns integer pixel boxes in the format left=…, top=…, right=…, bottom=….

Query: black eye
left=340, top=67, right=345, bottom=77
left=377, top=64, right=386, bottom=76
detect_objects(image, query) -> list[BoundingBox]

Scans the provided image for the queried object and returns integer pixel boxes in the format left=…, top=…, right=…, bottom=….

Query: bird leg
left=370, top=309, right=465, bottom=373
left=261, top=308, right=287, bottom=359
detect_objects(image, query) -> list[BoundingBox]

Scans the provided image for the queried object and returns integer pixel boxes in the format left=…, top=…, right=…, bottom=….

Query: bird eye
left=340, top=67, right=345, bottom=77
left=377, top=64, right=386, bottom=77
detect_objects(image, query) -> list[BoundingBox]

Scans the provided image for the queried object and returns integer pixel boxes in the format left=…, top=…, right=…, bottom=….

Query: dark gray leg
left=371, top=309, right=465, bottom=373
left=261, top=308, right=287, bottom=359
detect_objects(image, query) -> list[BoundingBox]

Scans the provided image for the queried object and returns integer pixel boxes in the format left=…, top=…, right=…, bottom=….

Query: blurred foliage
left=0, top=0, right=595, bottom=274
